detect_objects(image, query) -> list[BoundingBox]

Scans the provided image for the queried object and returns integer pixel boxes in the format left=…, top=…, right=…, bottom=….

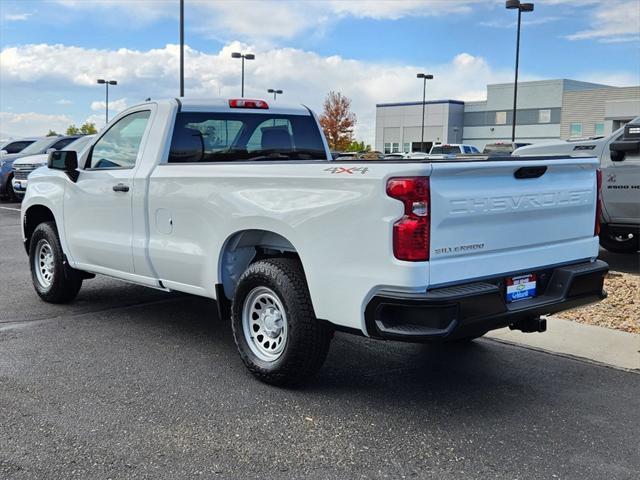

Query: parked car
left=0, top=137, right=41, bottom=157
left=21, top=97, right=607, bottom=385
left=429, top=143, right=481, bottom=155
left=1, top=135, right=81, bottom=201
left=514, top=118, right=640, bottom=253
left=12, top=135, right=95, bottom=200
left=483, top=142, right=531, bottom=156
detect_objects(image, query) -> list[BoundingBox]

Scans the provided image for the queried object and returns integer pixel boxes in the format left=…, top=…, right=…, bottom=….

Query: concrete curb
left=486, top=316, right=640, bottom=372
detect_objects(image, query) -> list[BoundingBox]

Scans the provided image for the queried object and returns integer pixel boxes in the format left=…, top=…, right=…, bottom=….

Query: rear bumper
left=365, top=260, right=608, bottom=342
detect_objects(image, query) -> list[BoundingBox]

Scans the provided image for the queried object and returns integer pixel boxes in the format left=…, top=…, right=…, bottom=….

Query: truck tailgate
left=428, top=157, right=600, bottom=286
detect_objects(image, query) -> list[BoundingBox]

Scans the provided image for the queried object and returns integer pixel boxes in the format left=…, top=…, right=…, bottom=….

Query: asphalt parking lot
left=1, top=203, right=639, bottom=480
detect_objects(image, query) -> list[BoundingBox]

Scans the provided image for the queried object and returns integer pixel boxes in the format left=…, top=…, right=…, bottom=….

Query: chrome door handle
left=112, top=183, right=130, bottom=192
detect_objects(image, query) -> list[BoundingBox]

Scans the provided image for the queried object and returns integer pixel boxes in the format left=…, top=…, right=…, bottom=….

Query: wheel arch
left=23, top=204, right=57, bottom=254
left=218, top=229, right=302, bottom=302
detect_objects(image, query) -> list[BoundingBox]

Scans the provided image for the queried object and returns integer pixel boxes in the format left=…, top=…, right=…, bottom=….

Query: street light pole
left=231, top=52, right=255, bottom=97
left=416, top=73, right=434, bottom=152
left=506, top=0, right=534, bottom=142
left=267, top=89, right=283, bottom=101
left=97, top=79, right=118, bottom=124
left=180, top=0, right=184, bottom=97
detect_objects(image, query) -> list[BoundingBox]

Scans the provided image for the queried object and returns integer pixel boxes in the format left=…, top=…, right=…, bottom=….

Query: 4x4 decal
left=324, top=167, right=369, bottom=175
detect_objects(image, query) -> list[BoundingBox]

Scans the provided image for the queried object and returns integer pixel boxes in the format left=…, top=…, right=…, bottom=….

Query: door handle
left=112, top=183, right=130, bottom=192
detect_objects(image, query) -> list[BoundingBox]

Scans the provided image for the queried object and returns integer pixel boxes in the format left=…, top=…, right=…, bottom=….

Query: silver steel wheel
left=242, top=286, right=288, bottom=362
left=34, top=239, right=55, bottom=288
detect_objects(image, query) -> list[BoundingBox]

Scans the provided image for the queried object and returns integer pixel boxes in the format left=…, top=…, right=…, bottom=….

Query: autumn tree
left=46, top=130, right=58, bottom=137
left=319, top=91, right=356, bottom=151
left=345, top=140, right=370, bottom=152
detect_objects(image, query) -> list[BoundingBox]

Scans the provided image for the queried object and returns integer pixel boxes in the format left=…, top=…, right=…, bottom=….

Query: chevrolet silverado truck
left=515, top=117, right=640, bottom=253
left=21, top=98, right=608, bottom=385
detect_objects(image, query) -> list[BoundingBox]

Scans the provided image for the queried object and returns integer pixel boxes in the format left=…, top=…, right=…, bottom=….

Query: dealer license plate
left=506, top=274, right=537, bottom=303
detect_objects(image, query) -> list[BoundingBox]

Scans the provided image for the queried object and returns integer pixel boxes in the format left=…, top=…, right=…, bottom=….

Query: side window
left=4, top=141, right=33, bottom=153
left=51, top=137, right=76, bottom=150
left=89, top=111, right=150, bottom=169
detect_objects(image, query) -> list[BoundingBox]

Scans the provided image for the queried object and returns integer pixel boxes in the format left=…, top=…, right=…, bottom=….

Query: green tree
left=46, top=130, right=59, bottom=137
left=79, top=122, right=97, bottom=134
left=66, top=125, right=80, bottom=135
left=345, top=140, right=371, bottom=152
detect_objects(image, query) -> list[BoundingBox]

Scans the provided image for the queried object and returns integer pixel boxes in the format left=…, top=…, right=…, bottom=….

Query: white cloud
left=56, top=99, right=73, bottom=105
left=0, top=111, right=73, bottom=137
left=1, top=42, right=522, bottom=143
left=90, top=98, right=128, bottom=113
left=4, top=13, right=32, bottom=21
left=566, top=0, right=640, bottom=43
left=52, top=0, right=497, bottom=41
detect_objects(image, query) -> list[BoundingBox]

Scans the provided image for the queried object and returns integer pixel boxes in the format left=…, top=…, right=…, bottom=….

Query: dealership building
left=375, top=79, right=640, bottom=153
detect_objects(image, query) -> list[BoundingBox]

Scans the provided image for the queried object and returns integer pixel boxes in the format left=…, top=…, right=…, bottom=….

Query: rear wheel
left=599, top=225, right=639, bottom=254
left=231, top=258, right=333, bottom=386
left=29, top=221, right=83, bottom=303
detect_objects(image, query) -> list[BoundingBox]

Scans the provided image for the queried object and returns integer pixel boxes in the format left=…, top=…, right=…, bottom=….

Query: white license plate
left=506, top=274, right=537, bottom=303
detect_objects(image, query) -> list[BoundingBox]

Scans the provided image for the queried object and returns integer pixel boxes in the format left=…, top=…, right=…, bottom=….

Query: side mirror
left=45, top=148, right=56, bottom=154
left=0, top=150, right=7, bottom=156
left=610, top=148, right=625, bottom=162
left=48, top=150, right=79, bottom=182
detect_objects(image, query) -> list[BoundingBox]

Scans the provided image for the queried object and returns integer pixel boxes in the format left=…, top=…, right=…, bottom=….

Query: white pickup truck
left=21, top=98, right=608, bottom=385
left=514, top=119, right=640, bottom=253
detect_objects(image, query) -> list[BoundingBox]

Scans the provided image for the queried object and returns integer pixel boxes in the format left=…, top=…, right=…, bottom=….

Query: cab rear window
left=168, top=112, right=326, bottom=163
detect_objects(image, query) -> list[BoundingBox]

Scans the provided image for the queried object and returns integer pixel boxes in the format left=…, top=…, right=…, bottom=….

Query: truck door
left=64, top=110, right=151, bottom=274
left=601, top=130, right=640, bottom=223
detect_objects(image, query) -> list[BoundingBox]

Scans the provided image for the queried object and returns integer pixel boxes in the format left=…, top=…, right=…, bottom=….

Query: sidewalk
left=486, top=316, right=640, bottom=371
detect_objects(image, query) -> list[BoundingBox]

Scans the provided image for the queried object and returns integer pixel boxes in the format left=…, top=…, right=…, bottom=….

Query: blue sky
left=1, top=0, right=638, bottom=142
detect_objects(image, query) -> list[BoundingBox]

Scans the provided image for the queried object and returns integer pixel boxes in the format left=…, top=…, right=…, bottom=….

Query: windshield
left=64, top=135, right=94, bottom=152
left=19, top=137, right=56, bottom=155
left=168, top=112, right=326, bottom=163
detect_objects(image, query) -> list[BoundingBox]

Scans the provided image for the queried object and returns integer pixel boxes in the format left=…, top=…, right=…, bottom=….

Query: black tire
left=599, top=225, right=640, bottom=254
left=231, top=257, right=333, bottom=386
left=29, top=221, right=83, bottom=303
left=4, top=175, right=18, bottom=203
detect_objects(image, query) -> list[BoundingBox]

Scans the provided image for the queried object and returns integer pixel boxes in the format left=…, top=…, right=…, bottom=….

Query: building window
left=595, top=123, right=605, bottom=137
left=384, top=143, right=391, bottom=154
left=495, top=111, right=507, bottom=125
left=392, top=143, right=400, bottom=153
left=538, top=109, right=551, bottom=123
left=570, top=122, right=583, bottom=138
left=403, top=142, right=410, bottom=153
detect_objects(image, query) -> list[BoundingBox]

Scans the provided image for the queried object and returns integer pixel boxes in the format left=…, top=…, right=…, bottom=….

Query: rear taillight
left=228, top=99, right=269, bottom=109
left=595, top=169, right=602, bottom=236
left=386, top=177, right=430, bottom=261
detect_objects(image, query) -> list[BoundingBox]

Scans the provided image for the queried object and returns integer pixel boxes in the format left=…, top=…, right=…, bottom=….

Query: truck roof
left=174, top=98, right=312, bottom=116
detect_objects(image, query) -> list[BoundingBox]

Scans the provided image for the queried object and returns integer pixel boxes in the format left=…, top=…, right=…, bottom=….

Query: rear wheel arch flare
left=219, top=229, right=300, bottom=300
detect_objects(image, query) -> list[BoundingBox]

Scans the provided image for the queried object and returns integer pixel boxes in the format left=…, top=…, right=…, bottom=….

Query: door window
left=89, top=111, right=150, bottom=169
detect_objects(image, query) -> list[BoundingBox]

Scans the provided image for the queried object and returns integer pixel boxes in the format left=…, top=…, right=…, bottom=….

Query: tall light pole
left=96, top=79, right=117, bottom=124
left=231, top=52, right=255, bottom=97
left=179, top=0, right=184, bottom=97
left=267, top=89, right=283, bottom=101
left=416, top=73, right=434, bottom=152
left=506, top=0, right=534, bottom=142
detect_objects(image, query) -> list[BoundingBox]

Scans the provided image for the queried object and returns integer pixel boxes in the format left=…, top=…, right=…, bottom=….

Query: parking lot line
left=0, top=206, right=20, bottom=211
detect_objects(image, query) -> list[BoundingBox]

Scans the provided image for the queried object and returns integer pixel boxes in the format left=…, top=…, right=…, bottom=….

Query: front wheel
left=29, top=221, right=83, bottom=303
left=231, top=258, right=333, bottom=386
left=599, top=226, right=639, bottom=254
